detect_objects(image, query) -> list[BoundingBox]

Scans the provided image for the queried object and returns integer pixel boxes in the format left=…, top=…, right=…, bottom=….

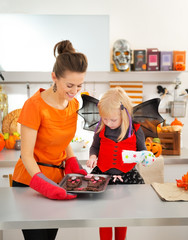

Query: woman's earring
left=53, top=83, right=57, bottom=93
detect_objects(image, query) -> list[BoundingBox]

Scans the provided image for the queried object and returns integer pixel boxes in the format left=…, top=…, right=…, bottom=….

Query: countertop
left=0, top=147, right=188, bottom=168
left=0, top=184, right=188, bottom=231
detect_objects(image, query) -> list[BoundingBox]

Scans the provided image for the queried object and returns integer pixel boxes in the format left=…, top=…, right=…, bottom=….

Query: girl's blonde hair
left=97, top=87, right=133, bottom=142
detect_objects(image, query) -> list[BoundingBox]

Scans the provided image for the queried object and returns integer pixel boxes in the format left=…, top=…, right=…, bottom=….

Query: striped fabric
left=110, top=81, right=143, bottom=105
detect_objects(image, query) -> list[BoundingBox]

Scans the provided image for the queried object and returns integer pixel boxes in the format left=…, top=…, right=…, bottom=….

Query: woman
left=12, top=40, right=88, bottom=240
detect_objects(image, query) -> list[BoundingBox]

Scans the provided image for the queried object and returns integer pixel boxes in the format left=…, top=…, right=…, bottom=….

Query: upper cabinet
left=0, top=14, right=110, bottom=72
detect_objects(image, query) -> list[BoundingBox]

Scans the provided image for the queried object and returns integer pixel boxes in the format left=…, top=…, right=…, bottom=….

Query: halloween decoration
left=0, top=133, right=5, bottom=151
left=113, top=39, right=132, bottom=72
left=5, top=135, right=16, bottom=149
left=133, top=50, right=146, bottom=71
left=173, top=51, right=186, bottom=71
left=157, top=85, right=170, bottom=97
left=176, top=172, right=188, bottom=190
left=78, top=94, right=164, bottom=138
left=147, top=48, right=160, bottom=71
left=160, top=51, right=173, bottom=71
left=145, top=141, right=162, bottom=158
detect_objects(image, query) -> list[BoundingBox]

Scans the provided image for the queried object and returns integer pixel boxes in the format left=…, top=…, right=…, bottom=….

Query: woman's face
left=53, top=71, right=85, bottom=101
left=102, top=109, right=122, bottom=129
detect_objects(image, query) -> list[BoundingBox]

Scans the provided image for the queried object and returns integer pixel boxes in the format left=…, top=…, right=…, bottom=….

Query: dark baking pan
left=59, top=173, right=111, bottom=194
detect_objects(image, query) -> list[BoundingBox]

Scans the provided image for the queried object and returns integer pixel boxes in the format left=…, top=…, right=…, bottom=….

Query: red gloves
left=30, top=172, right=77, bottom=200
left=65, top=157, right=87, bottom=175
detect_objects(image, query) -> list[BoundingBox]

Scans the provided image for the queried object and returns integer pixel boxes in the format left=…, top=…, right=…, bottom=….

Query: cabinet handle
left=2, top=174, right=8, bottom=178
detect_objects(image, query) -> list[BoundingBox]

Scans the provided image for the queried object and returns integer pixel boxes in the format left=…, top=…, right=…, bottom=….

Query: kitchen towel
left=151, top=182, right=188, bottom=201
left=110, top=81, right=143, bottom=105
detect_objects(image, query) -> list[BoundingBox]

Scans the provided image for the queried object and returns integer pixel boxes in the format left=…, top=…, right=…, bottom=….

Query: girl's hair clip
left=120, top=102, right=125, bottom=110
left=120, top=102, right=132, bottom=138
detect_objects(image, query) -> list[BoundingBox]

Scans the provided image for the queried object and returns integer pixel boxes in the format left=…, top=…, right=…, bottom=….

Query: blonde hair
left=97, top=87, right=133, bottom=142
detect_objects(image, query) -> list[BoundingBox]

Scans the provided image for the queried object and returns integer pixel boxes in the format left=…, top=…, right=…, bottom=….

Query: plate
left=59, top=174, right=110, bottom=194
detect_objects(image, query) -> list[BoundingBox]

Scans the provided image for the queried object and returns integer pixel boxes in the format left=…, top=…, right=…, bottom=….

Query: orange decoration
left=12, top=135, right=20, bottom=141
left=145, top=142, right=151, bottom=151
left=81, top=92, right=90, bottom=96
left=0, top=137, right=5, bottom=151
left=150, top=142, right=162, bottom=157
left=171, top=118, right=183, bottom=126
left=5, top=135, right=16, bottom=149
left=176, top=172, right=188, bottom=190
left=145, top=141, right=162, bottom=157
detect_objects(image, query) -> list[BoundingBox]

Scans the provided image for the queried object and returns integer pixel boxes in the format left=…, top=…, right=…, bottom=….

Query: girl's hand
left=87, top=155, right=97, bottom=169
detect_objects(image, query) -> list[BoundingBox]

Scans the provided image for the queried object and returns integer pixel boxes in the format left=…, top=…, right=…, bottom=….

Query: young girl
left=87, top=87, right=147, bottom=240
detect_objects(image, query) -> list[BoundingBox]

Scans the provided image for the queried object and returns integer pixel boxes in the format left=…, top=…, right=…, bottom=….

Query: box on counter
left=133, top=50, right=147, bottom=71
left=147, top=48, right=160, bottom=71
left=173, top=51, right=186, bottom=71
left=160, top=51, right=173, bottom=71
left=158, top=131, right=180, bottom=155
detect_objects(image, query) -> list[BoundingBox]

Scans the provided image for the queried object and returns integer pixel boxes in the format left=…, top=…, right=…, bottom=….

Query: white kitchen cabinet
left=0, top=167, right=14, bottom=187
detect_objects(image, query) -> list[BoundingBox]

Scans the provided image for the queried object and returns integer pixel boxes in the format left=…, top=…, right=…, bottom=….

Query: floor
left=3, top=163, right=188, bottom=240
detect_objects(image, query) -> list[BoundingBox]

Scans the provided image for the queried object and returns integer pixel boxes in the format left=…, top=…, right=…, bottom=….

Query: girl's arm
left=20, top=124, right=41, bottom=177
left=136, top=127, right=147, bottom=151
left=87, top=131, right=100, bottom=169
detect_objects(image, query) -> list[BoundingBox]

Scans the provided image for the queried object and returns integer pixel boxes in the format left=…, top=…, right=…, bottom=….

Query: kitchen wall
left=0, top=1, right=188, bottom=146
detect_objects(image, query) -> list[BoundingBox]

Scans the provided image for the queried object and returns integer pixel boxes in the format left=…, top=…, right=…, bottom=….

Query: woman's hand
left=87, top=155, right=97, bottom=169
left=65, top=157, right=87, bottom=175
left=30, top=172, right=77, bottom=200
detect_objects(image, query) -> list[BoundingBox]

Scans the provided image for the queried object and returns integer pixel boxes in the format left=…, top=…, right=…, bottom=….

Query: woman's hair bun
left=54, top=40, right=75, bottom=57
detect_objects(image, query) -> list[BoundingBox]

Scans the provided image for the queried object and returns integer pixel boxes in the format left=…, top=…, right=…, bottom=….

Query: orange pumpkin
left=145, top=142, right=152, bottom=151
left=0, top=137, right=5, bottom=151
left=13, top=135, right=20, bottom=141
left=171, top=118, right=183, bottom=126
left=0, top=133, right=4, bottom=140
left=5, top=135, right=16, bottom=149
left=150, top=142, right=162, bottom=157
left=145, top=141, right=162, bottom=157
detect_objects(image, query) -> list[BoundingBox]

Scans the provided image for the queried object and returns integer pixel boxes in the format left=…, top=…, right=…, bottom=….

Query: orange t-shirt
left=12, top=88, right=79, bottom=185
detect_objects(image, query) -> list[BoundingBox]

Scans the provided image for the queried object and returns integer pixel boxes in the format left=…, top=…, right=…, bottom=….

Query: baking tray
left=59, top=174, right=111, bottom=194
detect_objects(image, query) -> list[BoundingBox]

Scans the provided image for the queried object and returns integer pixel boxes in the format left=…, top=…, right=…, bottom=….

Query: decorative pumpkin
left=12, top=135, right=20, bottom=141
left=5, top=135, right=16, bottom=149
left=145, top=140, right=162, bottom=157
left=145, top=142, right=151, bottom=151
left=150, top=142, right=162, bottom=157
left=171, top=118, right=183, bottom=126
left=0, top=137, right=5, bottom=151
left=0, top=133, right=4, bottom=140
left=175, top=64, right=185, bottom=71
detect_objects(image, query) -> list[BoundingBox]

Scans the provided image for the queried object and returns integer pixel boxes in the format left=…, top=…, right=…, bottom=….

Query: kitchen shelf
left=0, top=70, right=187, bottom=85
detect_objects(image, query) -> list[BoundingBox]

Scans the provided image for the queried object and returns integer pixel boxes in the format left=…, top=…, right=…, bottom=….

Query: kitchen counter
left=0, top=148, right=188, bottom=168
left=0, top=148, right=88, bottom=168
left=162, top=147, right=188, bottom=164
left=0, top=184, right=187, bottom=234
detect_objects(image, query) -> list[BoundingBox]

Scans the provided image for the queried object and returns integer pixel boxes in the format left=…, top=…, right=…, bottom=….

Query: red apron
left=97, top=124, right=140, bottom=173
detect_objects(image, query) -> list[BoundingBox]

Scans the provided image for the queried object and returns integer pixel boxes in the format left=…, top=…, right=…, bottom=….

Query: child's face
left=102, top=110, right=122, bottom=129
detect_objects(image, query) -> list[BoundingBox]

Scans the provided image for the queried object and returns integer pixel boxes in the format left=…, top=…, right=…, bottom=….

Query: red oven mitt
left=65, top=157, right=87, bottom=175
left=30, top=172, right=77, bottom=200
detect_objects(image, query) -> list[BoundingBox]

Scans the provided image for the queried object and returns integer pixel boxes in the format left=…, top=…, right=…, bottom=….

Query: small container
left=15, top=139, right=21, bottom=150
left=170, top=101, right=187, bottom=117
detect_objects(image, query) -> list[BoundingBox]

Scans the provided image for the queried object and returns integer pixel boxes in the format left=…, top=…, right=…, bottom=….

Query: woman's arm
left=20, top=124, right=41, bottom=177
left=65, top=144, right=75, bottom=159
